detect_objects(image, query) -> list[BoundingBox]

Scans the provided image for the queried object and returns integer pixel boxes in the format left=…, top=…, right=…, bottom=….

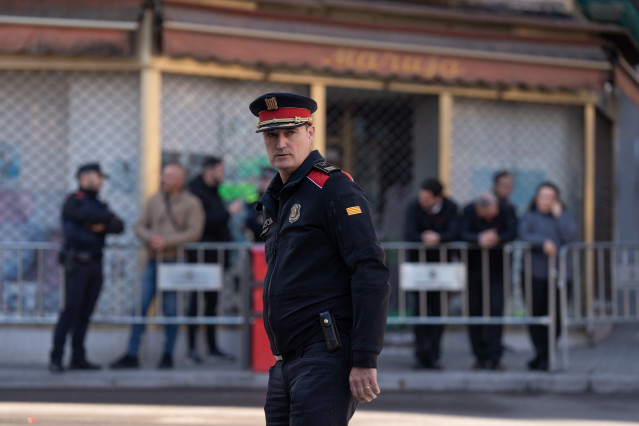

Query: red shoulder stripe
left=306, top=169, right=330, bottom=189
left=342, top=171, right=354, bottom=182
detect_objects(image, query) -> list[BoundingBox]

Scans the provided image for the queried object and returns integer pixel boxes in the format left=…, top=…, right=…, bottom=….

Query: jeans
left=265, top=337, right=357, bottom=426
left=127, top=260, right=177, bottom=356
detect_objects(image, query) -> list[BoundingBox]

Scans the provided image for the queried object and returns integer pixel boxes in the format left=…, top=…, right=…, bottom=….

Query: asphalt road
left=0, top=389, right=638, bottom=425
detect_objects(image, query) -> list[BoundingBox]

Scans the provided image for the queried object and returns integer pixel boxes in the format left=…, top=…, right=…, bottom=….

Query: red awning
left=162, top=3, right=610, bottom=92
left=0, top=24, right=134, bottom=56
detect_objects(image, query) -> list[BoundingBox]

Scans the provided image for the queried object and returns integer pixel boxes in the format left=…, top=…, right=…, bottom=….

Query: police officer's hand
left=349, top=367, right=380, bottom=403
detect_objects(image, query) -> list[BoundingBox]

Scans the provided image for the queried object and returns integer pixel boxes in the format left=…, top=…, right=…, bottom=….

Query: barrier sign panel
left=400, top=262, right=466, bottom=291
left=158, top=263, right=223, bottom=291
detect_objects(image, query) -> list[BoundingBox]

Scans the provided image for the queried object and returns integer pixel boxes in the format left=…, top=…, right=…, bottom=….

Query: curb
left=1, top=369, right=638, bottom=394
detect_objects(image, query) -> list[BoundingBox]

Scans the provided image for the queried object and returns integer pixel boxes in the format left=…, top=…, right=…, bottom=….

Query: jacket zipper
left=265, top=183, right=293, bottom=356
left=265, top=244, right=280, bottom=355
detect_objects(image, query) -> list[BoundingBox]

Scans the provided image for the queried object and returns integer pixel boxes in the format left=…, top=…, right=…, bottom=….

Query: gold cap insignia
left=265, top=97, right=278, bottom=110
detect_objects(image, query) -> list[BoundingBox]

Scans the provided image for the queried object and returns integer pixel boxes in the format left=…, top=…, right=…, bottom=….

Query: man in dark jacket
left=50, top=163, right=124, bottom=373
left=250, top=92, right=390, bottom=425
left=460, top=192, right=516, bottom=370
left=245, top=167, right=278, bottom=241
left=493, top=170, right=518, bottom=226
left=403, top=178, right=459, bottom=369
left=186, top=157, right=242, bottom=363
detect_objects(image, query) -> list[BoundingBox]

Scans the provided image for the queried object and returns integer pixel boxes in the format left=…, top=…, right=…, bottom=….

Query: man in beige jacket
left=111, top=163, right=204, bottom=369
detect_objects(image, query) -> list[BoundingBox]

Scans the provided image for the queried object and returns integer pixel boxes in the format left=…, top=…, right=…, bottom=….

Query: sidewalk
left=1, top=325, right=637, bottom=393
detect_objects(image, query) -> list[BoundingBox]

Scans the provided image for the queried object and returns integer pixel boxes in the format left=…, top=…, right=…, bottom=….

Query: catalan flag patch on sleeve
left=346, top=206, right=362, bottom=216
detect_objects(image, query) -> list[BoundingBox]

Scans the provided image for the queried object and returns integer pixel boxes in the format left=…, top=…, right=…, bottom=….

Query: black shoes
left=110, top=353, right=174, bottom=369
left=158, top=353, right=173, bottom=369
left=49, top=357, right=100, bottom=372
left=528, top=356, right=549, bottom=371
left=416, top=357, right=442, bottom=370
left=49, top=358, right=64, bottom=373
left=472, top=358, right=505, bottom=371
left=69, top=359, right=101, bottom=370
left=110, top=354, right=140, bottom=369
left=208, top=348, right=236, bottom=362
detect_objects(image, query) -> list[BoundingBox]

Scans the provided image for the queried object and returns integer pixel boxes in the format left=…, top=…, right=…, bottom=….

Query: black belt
left=274, top=334, right=326, bottom=362
left=65, top=251, right=102, bottom=262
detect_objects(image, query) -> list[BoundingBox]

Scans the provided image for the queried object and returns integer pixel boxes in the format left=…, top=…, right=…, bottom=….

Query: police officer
left=250, top=93, right=391, bottom=425
left=50, top=163, right=124, bottom=373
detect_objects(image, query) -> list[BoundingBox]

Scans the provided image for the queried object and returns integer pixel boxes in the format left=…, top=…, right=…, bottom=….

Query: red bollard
left=250, top=245, right=272, bottom=372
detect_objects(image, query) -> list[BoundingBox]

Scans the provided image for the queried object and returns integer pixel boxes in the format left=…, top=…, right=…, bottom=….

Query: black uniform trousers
left=528, top=277, right=561, bottom=362
left=186, top=291, right=219, bottom=352
left=411, top=291, right=443, bottom=364
left=265, top=336, right=357, bottom=426
left=467, top=273, right=504, bottom=364
left=51, top=259, right=103, bottom=363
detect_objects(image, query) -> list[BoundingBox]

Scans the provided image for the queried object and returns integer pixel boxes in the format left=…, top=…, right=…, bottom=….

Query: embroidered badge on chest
left=289, top=204, right=301, bottom=223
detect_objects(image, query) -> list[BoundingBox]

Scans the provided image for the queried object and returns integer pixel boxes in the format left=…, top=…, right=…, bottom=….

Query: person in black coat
left=245, top=167, right=278, bottom=241
left=460, top=192, right=516, bottom=370
left=50, top=163, right=124, bottom=373
left=186, top=157, right=242, bottom=363
left=403, top=178, right=459, bottom=369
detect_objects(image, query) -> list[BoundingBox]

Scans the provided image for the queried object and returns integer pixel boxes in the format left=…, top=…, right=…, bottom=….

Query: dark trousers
left=187, top=291, right=219, bottom=352
left=467, top=274, right=504, bottom=363
left=51, top=260, right=103, bottom=363
left=528, top=277, right=561, bottom=362
left=265, top=338, right=357, bottom=426
left=411, top=291, right=443, bottom=363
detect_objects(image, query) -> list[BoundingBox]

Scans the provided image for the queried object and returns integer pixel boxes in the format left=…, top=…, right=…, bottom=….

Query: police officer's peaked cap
left=76, top=163, right=108, bottom=178
left=249, top=93, right=317, bottom=133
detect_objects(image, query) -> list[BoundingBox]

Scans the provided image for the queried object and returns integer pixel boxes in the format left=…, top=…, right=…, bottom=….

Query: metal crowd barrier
left=0, top=241, right=257, bottom=369
left=1, top=240, right=563, bottom=370
left=558, top=242, right=639, bottom=367
left=382, top=241, right=559, bottom=370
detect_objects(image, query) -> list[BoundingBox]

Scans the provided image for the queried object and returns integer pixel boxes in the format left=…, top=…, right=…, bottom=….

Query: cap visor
left=255, top=122, right=308, bottom=134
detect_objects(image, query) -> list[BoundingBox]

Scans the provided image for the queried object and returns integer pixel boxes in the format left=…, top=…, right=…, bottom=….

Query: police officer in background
left=50, top=163, right=124, bottom=373
left=403, top=178, right=459, bottom=369
left=250, top=93, right=390, bottom=425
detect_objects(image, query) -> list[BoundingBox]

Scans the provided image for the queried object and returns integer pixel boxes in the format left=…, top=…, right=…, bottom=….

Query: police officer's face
left=79, top=171, right=103, bottom=192
left=262, top=125, right=314, bottom=181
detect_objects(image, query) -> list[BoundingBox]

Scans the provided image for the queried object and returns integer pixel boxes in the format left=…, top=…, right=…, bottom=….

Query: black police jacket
left=257, top=150, right=391, bottom=368
left=62, top=189, right=124, bottom=255
left=188, top=175, right=231, bottom=243
left=459, top=201, right=517, bottom=277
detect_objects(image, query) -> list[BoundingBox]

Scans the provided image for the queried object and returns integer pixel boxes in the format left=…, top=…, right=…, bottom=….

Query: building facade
left=1, top=0, right=638, bottom=313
